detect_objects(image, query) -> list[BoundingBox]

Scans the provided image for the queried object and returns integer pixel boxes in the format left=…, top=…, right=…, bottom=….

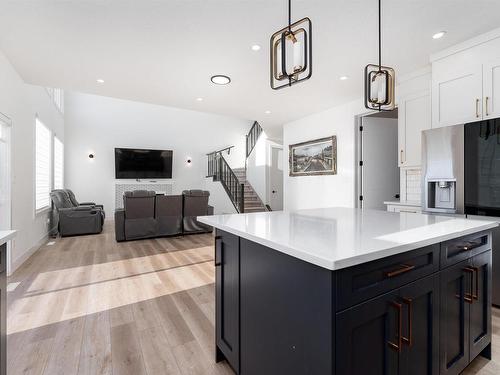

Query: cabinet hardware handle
left=215, top=236, right=222, bottom=267
left=459, top=240, right=482, bottom=252
left=476, top=99, right=480, bottom=118
left=485, top=96, right=490, bottom=117
left=400, top=149, right=404, bottom=164
left=385, top=264, right=415, bottom=278
left=471, top=266, right=479, bottom=301
left=402, top=298, right=413, bottom=347
left=388, top=301, right=403, bottom=352
left=463, top=267, right=475, bottom=304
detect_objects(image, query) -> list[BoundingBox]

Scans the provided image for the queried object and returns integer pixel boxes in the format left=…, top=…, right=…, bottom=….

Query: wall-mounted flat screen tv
left=115, top=148, right=173, bottom=179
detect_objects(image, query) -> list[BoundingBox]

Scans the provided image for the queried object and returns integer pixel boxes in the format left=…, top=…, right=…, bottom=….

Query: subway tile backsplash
left=402, top=168, right=421, bottom=202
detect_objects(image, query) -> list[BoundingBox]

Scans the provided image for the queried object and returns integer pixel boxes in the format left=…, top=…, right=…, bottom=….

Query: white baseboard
left=9, top=234, right=48, bottom=276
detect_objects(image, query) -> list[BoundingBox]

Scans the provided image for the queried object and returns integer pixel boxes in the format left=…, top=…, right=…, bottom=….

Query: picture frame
left=289, top=136, right=337, bottom=177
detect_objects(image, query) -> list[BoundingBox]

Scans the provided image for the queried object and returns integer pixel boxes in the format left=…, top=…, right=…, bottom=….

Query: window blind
left=54, top=136, right=64, bottom=190
left=35, top=119, right=51, bottom=211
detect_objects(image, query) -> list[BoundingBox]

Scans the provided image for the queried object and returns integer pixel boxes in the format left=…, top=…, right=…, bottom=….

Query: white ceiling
left=1, top=0, right=500, bottom=137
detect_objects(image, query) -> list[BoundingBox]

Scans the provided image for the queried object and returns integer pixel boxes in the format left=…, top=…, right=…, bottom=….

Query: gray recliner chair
left=114, top=190, right=158, bottom=241
left=65, top=189, right=104, bottom=210
left=156, top=195, right=183, bottom=236
left=182, top=190, right=214, bottom=234
left=50, top=190, right=104, bottom=237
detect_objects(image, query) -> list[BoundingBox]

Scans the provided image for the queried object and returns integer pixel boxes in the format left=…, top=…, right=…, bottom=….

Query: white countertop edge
left=0, top=230, right=17, bottom=245
left=383, top=201, right=422, bottom=207
left=199, top=217, right=497, bottom=270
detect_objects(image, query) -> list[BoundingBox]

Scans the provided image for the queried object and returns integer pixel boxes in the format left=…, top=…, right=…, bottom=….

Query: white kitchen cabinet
left=432, top=64, right=483, bottom=128
left=483, top=58, right=500, bottom=119
left=398, top=90, right=431, bottom=167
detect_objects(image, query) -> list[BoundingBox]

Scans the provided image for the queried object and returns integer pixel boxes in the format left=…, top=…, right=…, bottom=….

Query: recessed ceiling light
left=251, top=44, right=261, bottom=51
left=265, top=110, right=271, bottom=114
left=339, top=76, right=349, bottom=81
left=196, top=97, right=203, bottom=102
left=96, top=79, right=104, bottom=83
left=211, top=75, right=231, bottom=85
left=432, top=31, right=446, bottom=40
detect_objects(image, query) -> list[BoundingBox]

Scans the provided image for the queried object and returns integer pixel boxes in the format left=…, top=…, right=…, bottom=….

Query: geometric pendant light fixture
left=270, top=0, right=312, bottom=90
left=364, top=0, right=395, bottom=111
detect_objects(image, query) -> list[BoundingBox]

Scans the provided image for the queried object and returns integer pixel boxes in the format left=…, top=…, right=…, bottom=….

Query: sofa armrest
left=58, top=208, right=103, bottom=236
left=207, top=205, right=214, bottom=215
left=79, top=201, right=96, bottom=206
left=114, top=209, right=126, bottom=242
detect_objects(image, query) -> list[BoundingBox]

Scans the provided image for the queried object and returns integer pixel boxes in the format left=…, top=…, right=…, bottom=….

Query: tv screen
left=115, top=148, right=173, bottom=179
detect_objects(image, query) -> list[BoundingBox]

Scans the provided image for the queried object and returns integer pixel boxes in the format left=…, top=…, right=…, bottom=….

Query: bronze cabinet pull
left=400, top=149, right=404, bottom=164
left=401, top=298, right=413, bottom=347
left=476, top=98, right=480, bottom=118
left=463, top=267, right=475, bottom=304
left=215, top=236, right=222, bottom=266
left=486, top=96, right=490, bottom=116
left=385, top=264, right=415, bottom=278
left=471, top=266, right=479, bottom=300
left=388, top=301, right=403, bottom=352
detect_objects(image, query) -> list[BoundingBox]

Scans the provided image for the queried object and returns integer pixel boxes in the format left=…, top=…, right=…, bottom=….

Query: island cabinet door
left=336, top=291, right=401, bottom=375
left=215, top=231, right=240, bottom=373
left=398, top=274, right=440, bottom=375
left=439, top=259, right=471, bottom=375
left=469, top=250, right=492, bottom=360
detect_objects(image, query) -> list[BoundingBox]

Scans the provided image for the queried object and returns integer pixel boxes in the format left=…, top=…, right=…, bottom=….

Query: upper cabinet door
left=432, top=64, right=483, bottom=128
left=483, top=59, right=500, bottom=119
left=398, top=90, right=431, bottom=167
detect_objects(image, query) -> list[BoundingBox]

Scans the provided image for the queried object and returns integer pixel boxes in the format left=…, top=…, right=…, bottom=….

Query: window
left=45, top=87, right=64, bottom=113
left=35, top=118, right=51, bottom=211
left=54, top=136, right=64, bottom=190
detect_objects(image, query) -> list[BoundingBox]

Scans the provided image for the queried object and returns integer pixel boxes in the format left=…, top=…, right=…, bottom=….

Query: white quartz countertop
left=198, top=208, right=498, bottom=270
left=0, top=230, right=16, bottom=245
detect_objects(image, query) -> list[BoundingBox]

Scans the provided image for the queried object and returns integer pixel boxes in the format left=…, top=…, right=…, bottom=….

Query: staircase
left=206, top=122, right=268, bottom=214
left=232, top=168, right=267, bottom=213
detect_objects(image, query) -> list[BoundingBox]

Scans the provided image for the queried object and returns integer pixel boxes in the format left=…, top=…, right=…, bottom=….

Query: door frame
left=267, top=144, right=284, bottom=211
left=354, top=109, right=399, bottom=209
left=0, top=112, right=12, bottom=275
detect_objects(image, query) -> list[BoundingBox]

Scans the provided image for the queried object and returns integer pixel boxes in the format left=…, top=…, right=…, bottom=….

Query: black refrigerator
left=464, top=118, right=500, bottom=305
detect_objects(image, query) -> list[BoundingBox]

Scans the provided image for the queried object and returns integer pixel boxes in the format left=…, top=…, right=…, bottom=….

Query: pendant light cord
left=378, top=0, right=382, bottom=70
left=288, top=0, right=292, bottom=31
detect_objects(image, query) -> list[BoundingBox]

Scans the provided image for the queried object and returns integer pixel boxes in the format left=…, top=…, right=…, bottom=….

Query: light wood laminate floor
left=6, top=223, right=500, bottom=374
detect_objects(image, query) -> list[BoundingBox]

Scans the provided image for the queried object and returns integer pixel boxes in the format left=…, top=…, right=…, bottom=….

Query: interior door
left=269, top=146, right=283, bottom=211
left=432, top=64, right=483, bottom=128
left=336, top=291, right=401, bottom=375
left=483, top=59, right=500, bottom=119
left=361, top=116, right=399, bottom=210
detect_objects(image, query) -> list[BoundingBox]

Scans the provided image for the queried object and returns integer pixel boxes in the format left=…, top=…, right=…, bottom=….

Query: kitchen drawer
left=440, top=231, right=491, bottom=269
left=336, top=244, right=439, bottom=311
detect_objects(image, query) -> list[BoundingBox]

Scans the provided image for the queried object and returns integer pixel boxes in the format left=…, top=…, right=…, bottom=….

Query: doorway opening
left=356, top=109, right=399, bottom=210
left=268, top=145, right=283, bottom=211
left=0, top=113, right=12, bottom=274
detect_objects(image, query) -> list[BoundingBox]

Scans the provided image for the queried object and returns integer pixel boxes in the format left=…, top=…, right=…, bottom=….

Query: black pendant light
left=364, top=0, right=395, bottom=111
left=270, top=0, right=312, bottom=90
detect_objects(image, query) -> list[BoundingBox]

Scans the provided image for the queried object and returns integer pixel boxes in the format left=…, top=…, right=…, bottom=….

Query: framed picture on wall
left=289, top=136, right=337, bottom=177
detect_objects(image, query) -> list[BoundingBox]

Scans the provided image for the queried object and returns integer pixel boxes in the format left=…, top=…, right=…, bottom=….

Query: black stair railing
left=207, top=149, right=245, bottom=213
left=246, top=121, right=263, bottom=157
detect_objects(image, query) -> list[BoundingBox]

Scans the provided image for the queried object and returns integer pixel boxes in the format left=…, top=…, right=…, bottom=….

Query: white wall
left=64, top=92, right=251, bottom=215
left=0, top=50, right=64, bottom=271
left=246, top=132, right=282, bottom=206
left=283, top=98, right=365, bottom=211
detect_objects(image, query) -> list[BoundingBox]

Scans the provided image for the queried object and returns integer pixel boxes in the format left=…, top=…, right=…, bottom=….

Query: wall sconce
left=186, top=158, right=192, bottom=165
left=270, top=0, right=312, bottom=90
left=88, top=152, right=95, bottom=159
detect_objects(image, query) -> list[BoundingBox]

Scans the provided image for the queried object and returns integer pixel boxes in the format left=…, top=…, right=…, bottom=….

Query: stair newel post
left=239, top=183, right=245, bottom=213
